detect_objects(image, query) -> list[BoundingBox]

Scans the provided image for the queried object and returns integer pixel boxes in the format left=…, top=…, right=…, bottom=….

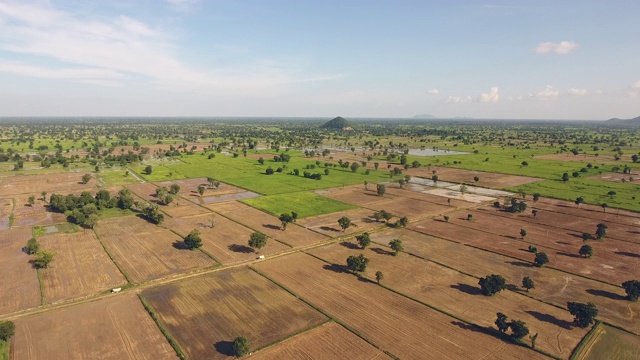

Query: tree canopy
left=622, top=280, right=640, bottom=301
left=346, top=254, right=369, bottom=274
left=233, top=336, right=250, bottom=357
left=567, top=301, right=598, bottom=328
left=184, top=229, right=203, bottom=250
left=248, top=232, right=268, bottom=251
left=479, top=274, right=506, bottom=296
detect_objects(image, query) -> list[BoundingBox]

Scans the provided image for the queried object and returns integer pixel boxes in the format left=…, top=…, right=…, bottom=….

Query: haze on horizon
left=0, top=0, right=638, bottom=120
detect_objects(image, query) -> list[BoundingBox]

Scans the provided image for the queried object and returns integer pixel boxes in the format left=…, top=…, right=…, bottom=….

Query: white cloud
left=0, top=61, right=124, bottom=86
left=427, top=89, right=440, bottom=95
left=445, top=96, right=472, bottom=103
left=480, top=87, right=499, bottom=103
left=568, top=88, right=588, bottom=96
left=534, top=41, right=579, bottom=55
left=631, top=81, right=640, bottom=89
left=533, top=85, right=559, bottom=99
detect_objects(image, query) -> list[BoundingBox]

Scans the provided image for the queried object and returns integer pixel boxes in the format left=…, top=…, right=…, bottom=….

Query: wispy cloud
left=532, top=85, right=559, bottom=99
left=445, top=96, right=472, bottom=103
left=534, top=41, right=578, bottom=55
left=480, top=87, right=499, bottom=103
left=427, top=89, right=440, bottom=95
left=567, top=88, right=588, bottom=96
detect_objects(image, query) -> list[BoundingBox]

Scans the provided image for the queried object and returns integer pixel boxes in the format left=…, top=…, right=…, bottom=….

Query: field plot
left=376, top=228, right=640, bottom=334
left=155, top=178, right=249, bottom=199
left=531, top=197, right=640, bottom=227
left=0, top=172, right=98, bottom=196
left=242, top=191, right=357, bottom=218
left=164, top=213, right=290, bottom=264
left=309, top=242, right=587, bottom=359
left=202, top=191, right=260, bottom=204
left=38, top=230, right=126, bottom=303
left=422, top=188, right=496, bottom=203
left=11, top=194, right=66, bottom=228
left=95, top=216, right=215, bottom=282
left=591, top=171, right=640, bottom=183
left=254, top=253, right=548, bottom=360
left=405, top=166, right=543, bottom=188
left=209, top=201, right=328, bottom=247
left=252, top=322, right=390, bottom=360
left=126, top=182, right=162, bottom=202
left=141, top=267, right=327, bottom=360
left=297, top=208, right=383, bottom=237
left=573, top=324, right=640, bottom=360
left=161, top=201, right=212, bottom=218
left=0, top=228, right=40, bottom=315
left=11, top=294, right=177, bottom=360
left=410, top=215, right=639, bottom=286
left=0, top=197, right=13, bottom=230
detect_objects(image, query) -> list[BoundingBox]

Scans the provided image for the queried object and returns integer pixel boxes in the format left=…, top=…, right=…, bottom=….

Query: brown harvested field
left=297, top=208, right=384, bottom=237
left=126, top=182, right=162, bottom=202
left=252, top=322, right=390, bottom=360
left=208, top=201, right=328, bottom=247
left=95, top=216, right=216, bottom=283
left=141, top=267, right=327, bottom=360
left=161, top=201, right=212, bottom=218
left=10, top=194, right=66, bottom=228
left=409, top=215, right=640, bottom=286
left=309, top=241, right=588, bottom=359
left=38, top=230, right=127, bottom=303
left=0, top=197, right=13, bottom=230
left=11, top=293, right=177, bottom=360
left=254, top=252, right=549, bottom=360
left=591, top=171, right=640, bottom=183
left=0, top=172, right=98, bottom=196
left=405, top=166, right=543, bottom=188
left=532, top=197, right=640, bottom=227
left=164, top=213, right=290, bottom=264
left=378, top=228, right=640, bottom=334
left=0, top=228, right=40, bottom=316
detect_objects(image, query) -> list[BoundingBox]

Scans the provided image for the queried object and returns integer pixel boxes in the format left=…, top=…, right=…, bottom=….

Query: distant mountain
left=606, top=115, right=640, bottom=124
left=321, top=116, right=352, bottom=130
left=413, top=114, right=436, bottom=119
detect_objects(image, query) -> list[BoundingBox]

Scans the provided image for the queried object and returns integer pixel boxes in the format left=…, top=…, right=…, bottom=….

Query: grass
left=0, top=339, right=8, bottom=360
left=97, top=169, right=141, bottom=186
left=98, top=207, right=135, bottom=220
left=569, top=323, right=640, bottom=360
left=242, top=191, right=358, bottom=218
left=131, top=163, right=185, bottom=182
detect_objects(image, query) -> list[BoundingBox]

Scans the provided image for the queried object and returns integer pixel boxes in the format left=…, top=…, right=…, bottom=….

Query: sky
left=0, top=0, right=638, bottom=120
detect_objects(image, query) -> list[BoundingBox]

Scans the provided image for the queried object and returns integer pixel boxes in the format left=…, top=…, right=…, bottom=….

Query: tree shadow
left=360, top=217, right=377, bottom=224
left=557, top=241, right=572, bottom=245
left=450, top=283, right=481, bottom=295
left=450, top=321, right=487, bottom=335
left=228, top=244, right=254, bottom=253
left=585, top=288, right=625, bottom=300
left=567, top=233, right=584, bottom=240
left=557, top=252, right=582, bottom=258
left=172, top=241, right=190, bottom=250
left=615, top=251, right=640, bottom=258
left=340, top=241, right=360, bottom=250
left=213, top=341, right=235, bottom=356
left=506, top=260, right=533, bottom=268
left=371, top=247, right=394, bottom=256
left=262, top=224, right=280, bottom=230
left=322, top=263, right=349, bottom=274
left=525, top=310, right=573, bottom=330
left=320, top=226, right=340, bottom=232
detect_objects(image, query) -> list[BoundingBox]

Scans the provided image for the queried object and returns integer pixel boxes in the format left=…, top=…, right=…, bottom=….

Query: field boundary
left=569, top=321, right=602, bottom=360
left=92, top=229, right=134, bottom=285
left=36, top=268, right=46, bottom=305
left=137, top=294, right=186, bottom=360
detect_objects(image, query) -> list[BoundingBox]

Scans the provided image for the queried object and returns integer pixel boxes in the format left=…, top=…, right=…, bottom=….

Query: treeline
left=48, top=189, right=135, bottom=227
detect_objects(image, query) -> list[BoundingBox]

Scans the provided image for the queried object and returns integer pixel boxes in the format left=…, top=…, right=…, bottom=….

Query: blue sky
left=0, top=0, right=638, bottom=119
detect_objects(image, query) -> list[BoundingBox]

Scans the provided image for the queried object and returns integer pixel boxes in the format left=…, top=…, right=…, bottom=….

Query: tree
left=184, top=229, right=203, bottom=250
left=81, top=173, right=92, bottom=184
left=562, top=172, right=570, bottom=182
left=474, top=176, right=480, bottom=183
left=622, top=280, right=640, bottom=301
left=522, top=276, right=535, bottom=292
left=632, top=154, right=639, bottom=163
left=41, top=191, right=47, bottom=202
left=567, top=302, right=598, bottom=328
left=528, top=245, right=538, bottom=253
left=0, top=320, right=15, bottom=341
left=144, top=165, right=153, bottom=175
left=34, top=250, right=55, bottom=268
left=467, top=214, right=473, bottom=221
left=520, top=229, right=527, bottom=239
left=579, top=244, right=594, bottom=258
left=375, top=271, right=384, bottom=284
left=26, top=237, right=40, bottom=254
left=338, top=216, right=352, bottom=231
left=532, top=209, right=538, bottom=218
left=28, top=195, right=35, bottom=207
left=376, top=183, right=386, bottom=196
left=600, top=203, right=608, bottom=212
left=582, top=232, right=594, bottom=241
left=595, top=223, right=607, bottom=240
left=356, top=232, right=371, bottom=249
left=509, top=320, right=530, bottom=340
left=495, top=313, right=509, bottom=332
left=169, top=184, right=180, bottom=195
left=233, top=336, right=250, bottom=357
left=478, top=274, right=506, bottom=296
left=84, top=213, right=99, bottom=229
left=346, top=254, right=369, bottom=274
left=432, top=174, right=439, bottom=183
left=534, top=252, right=549, bottom=267
left=532, top=193, right=540, bottom=202
left=265, top=167, right=274, bottom=175
left=389, top=239, right=403, bottom=255
left=279, top=213, right=294, bottom=230
left=248, top=232, right=267, bottom=251
left=394, top=216, right=408, bottom=228
left=197, top=185, right=205, bottom=196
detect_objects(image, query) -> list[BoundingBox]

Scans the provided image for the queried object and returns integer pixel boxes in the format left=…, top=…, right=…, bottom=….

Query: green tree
left=562, top=172, right=569, bottom=182
left=0, top=320, right=15, bottom=341
left=595, top=223, right=607, bottom=240
left=376, top=183, right=386, bottom=196
left=248, top=232, right=268, bottom=251
left=567, top=302, right=598, bottom=328
left=233, top=336, right=250, bottom=357
left=197, top=185, right=206, bottom=196
left=184, top=229, right=203, bottom=250
left=169, top=184, right=180, bottom=195
left=520, top=229, right=527, bottom=239
left=479, top=274, right=506, bottom=296
left=28, top=195, right=35, bottom=207
left=338, top=216, right=352, bottom=232
left=495, top=313, right=509, bottom=332
left=394, top=216, right=409, bottom=228
left=34, top=250, right=55, bottom=268
left=579, top=244, right=594, bottom=258
left=389, top=239, right=403, bottom=255
left=41, top=191, right=47, bottom=202
left=81, top=173, right=92, bottom=184
left=356, top=232, right=371, bottom=249
left=534, top=252, right=549, bottom=267
left=26, top=237, right=40, bottom=255
left=144, top=165, right=153, bottom=175
left=346, top=254, right=369, bottom=274
left=522, top=276, right=535, bottom=292
left=622, top=280, right=640, bottom=301
left=528, top=245, right=538, bottom=253
left=279, top=213, right=294, bottom=231
left=375, top=271, right=384, bottom=284
left=509, top=320, right=530, bottom=340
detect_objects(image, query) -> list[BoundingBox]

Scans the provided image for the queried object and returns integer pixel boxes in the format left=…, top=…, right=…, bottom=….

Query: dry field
left=155, top=178, right=249, bottom=201
left=252, top=322, right=390, bottom=360
left=296, top=208, right=384, bottom=237
left=0, top=197, right=13, bottom=230
left=11, top=194, right=66, bottom=228
left=309, top=241, right=588, bottom=359
left=38, top=230, right=126, bottom=303
left=591, top=172, right=640, bottom=183
left=208, top=201, right=328, bottom=247
left=161, top=201, right=212, bottom=218
left=254, top=252, right=548, bottom=360
left=95, top=216, right=215, bottom=283
left=0, top=172, right=98, bottom=196
left=405, top=166, right=543, bottom=188
left=10, top=294, right=177, bottom=360
left=531, top=198, right=640, bottom=227
left=126, top=182, right=162, bottom=202
left=164, top=213, right=290, bottom=264
left=0, top=227, right=40, bottom=316
left=409, top=215, right=639, bottom=286
left=141, top=267, right=327, bottom=360
left=375, top=228, right=640, bottom=334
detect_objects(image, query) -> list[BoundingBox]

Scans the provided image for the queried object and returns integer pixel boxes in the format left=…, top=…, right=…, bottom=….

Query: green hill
left=321, top=116, right=352, bottom=129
